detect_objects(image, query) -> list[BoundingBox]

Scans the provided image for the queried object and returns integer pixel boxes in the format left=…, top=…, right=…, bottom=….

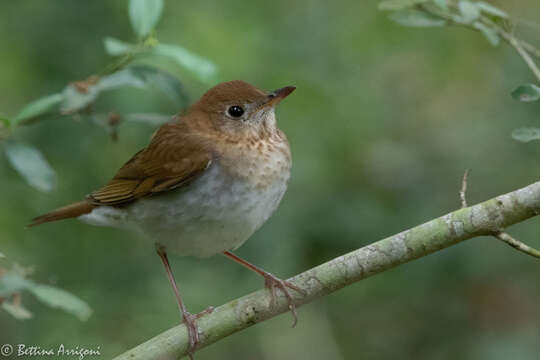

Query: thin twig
left=493, top=231, right=540, bottom=259
left=504, top=33, right=540, bottom=83
left=416, top=5, right=540, bottom=83
left=460, top=169, right=470, bottom=208
left=520, top=39, right=540, bottom=59
left=467, top=16, right=540, bottom=83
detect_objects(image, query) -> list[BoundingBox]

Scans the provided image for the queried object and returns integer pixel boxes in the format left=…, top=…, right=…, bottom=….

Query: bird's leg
left=156, top=245, right=199, bottom=359
left=223, top=251, right=305, bottom=327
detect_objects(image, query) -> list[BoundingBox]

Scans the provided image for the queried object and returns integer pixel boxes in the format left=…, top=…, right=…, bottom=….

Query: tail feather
left=30, top=200, right=96, bottom=227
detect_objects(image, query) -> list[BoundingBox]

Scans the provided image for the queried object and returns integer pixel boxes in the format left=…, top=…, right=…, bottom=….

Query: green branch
left=113, top=181, right=540, bottom=360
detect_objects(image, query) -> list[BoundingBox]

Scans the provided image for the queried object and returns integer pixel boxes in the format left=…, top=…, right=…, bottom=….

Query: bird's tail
left=29, top=200, right=96, bottom=227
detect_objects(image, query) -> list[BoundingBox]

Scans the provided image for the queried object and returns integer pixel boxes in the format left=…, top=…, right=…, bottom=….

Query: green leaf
left=60, top=85, right=100, bottom=114
left=61, top=71, right=146, bottom=114
left=433, top=0, right=448, bottom=11
left=473, top=22, right=499, bottom=46
left=476, top=2, right=507, bottom=18
left=4, top=141, right=57, bottom=192
left=0, top=251, right=5, bottom=258
left=511, top=128, right=540, bottom=142
left=28, top=284, right=92, bottom=321
left=129, top=65, right=189, bottom=106
left=104, top=37, right=137, bottom=56
left=458, top=1, right=480, bottom=23
left=2, top=301, right=32, bottom=320
left=125, top=113, right=172, bottom=126
left=511, top=84, right=540, bottom=102
left=378, top=0, right=428, bottom=10
left=153, top=43, right=218, bottom=84
left=129, top=0, right=164, bottom=38
left=389, top=9, right=446, bottom=27
left=12, top=93, right=64, bottom=125
left=98, top=70, right=146, bottom=91
left=0, top=271, right=33, bottom=297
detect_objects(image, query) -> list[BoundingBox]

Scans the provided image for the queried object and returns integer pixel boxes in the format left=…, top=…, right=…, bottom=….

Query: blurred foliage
left=0, top=0, right=216, bottom=193
left=0, top=0, right=539, bottom=359
left=0, top=254, right=91, bottom=321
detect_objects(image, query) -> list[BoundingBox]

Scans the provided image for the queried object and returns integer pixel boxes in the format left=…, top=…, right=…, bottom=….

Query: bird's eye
left=227, top=105, right=244, bottom=118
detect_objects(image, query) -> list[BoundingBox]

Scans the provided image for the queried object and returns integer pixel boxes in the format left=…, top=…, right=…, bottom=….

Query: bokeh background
left=1, top=1, right=540, bottom=359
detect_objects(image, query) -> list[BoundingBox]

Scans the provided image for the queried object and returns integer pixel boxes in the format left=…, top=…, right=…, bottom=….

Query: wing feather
left=89, top=121, right=212, bottom=206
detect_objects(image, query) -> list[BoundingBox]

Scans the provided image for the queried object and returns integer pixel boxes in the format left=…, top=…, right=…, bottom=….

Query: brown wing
left=89, top=121, right=213, bottom=206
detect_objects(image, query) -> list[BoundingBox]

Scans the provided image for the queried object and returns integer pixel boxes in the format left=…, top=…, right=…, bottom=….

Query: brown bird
left=31, top=80, right=303, bottom=357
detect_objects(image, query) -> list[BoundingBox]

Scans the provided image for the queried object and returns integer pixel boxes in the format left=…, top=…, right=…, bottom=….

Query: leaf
left=124, top=113, right=172, bottom=126
left=389, top=9, right=446, bottom=27
left=511, top=84, right=540, bottom=102
left=390, top=9, right=447, bottom=28
left=378, top=0, right=428, bottom=10
left=473, top=22, right=499, bottom=46
left=61, top=71, right=146, bottom=114
left=0, top=252, right=5, bottom=258
left=153, top=43, right=218, bottom=84
left=28, top=284, right=92, bottom=321
left=476, top=2, right=507, bottom=18
left=97, top=70, right=146, bottom=91
left=104, top=37, right=137, bottom=56
left=0, top=271, right=33, bottom=297
left=511, top=128, right=540, bottom=143
left=129, top=65, right=189, bottom=106
left=129, top=0, right=164, bottom=38
left=458, top=1, right=480, bottom=23
left=433, top=0, right=448, bottom=11
left=4, top=141, right=57, bottom=192
left=60, top=85, right=100, bottom=114
left=12, top=93, right=64, bottom=125
left=2, top=301, right=32, bottom=320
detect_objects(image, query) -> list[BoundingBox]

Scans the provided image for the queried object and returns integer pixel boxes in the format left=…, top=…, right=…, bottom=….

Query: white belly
left=79, top=161, right=290, bottom=257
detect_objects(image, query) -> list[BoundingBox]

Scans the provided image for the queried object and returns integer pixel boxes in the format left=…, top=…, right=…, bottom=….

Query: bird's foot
left=261, top=271, right=306, bottom=327
left=182, top=307, right=214, bottom=359
left=181, top=311, right=200, bottom=360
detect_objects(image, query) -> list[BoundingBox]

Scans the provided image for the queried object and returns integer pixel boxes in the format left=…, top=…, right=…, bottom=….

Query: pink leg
left=223, top=251, right=305, bottom=327
left=156, top=245, right=199, bottom=359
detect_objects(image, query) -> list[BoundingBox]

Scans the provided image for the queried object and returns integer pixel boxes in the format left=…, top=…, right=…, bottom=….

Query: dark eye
left=227, top=105, right=244, bottom=118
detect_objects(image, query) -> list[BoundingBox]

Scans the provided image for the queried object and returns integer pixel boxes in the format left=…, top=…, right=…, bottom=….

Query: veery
left=31, top=80, right=302, bottom=357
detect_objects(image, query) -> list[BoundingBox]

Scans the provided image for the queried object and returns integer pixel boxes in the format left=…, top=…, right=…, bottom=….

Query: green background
left=1, top=1, right=539, bottom=359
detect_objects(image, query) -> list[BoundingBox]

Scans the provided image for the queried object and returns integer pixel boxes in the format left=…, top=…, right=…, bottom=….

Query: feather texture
left=31, top=119, right=213, bottom=225
left=29, top=200, right=96, bottom=226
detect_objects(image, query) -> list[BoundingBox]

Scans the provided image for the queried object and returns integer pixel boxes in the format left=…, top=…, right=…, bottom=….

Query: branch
left=113, top=182, right=540, bottom=360
left=494, top=231, right=540, bottom=259
left=499, top=29, right=540, bottom=83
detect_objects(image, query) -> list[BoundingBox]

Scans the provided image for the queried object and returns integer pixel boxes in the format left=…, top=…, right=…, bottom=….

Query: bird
left=30, top=80, right=303, bottom=358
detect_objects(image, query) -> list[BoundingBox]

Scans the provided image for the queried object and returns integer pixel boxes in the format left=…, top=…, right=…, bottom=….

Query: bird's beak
left=258, top=86, right=296, bottom=110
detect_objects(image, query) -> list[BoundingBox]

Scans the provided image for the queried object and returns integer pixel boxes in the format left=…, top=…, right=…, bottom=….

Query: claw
left=222, top=251, right=306, bottom=328
left=182, top=311, right=199, bottom=356
left=262, top=273, right=304, bottom=327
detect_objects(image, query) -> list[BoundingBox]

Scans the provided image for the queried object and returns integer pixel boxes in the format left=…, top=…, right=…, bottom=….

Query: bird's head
left=188, top=80, right=295, bottom=138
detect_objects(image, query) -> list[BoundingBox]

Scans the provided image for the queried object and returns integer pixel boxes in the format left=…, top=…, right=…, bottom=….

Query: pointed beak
left=259, top=86, right=296, bottom=110
left=272, top=86, right=296, bottom=100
